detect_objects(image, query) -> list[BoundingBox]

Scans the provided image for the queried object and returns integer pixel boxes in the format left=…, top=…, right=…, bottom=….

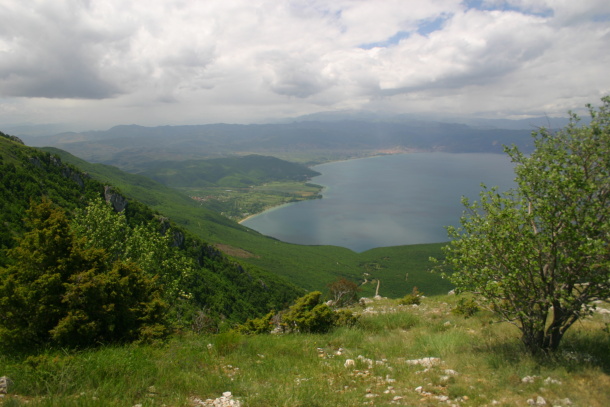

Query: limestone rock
left=0, top=376, right=12, bottom=394
left=405, top=357, right=441, bottom=368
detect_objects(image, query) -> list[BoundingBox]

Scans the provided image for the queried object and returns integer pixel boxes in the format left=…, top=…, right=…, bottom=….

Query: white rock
left=406, top=357, right=441, bottom=367
left=344, top=359, right=355, bottom=368
left=415, top=386, right=424, bottom=393
left=522, top=375, right=539, bottom=383
left=0, top=377, right=11, bottom=394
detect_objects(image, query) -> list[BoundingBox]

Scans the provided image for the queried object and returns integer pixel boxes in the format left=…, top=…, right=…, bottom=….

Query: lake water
left=242, top=153, right=517, bottom=252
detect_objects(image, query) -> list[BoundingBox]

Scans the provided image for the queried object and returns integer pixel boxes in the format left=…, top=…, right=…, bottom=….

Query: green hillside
left=0, top=133, right=302, bottom=326
left=42, top=146, right=451, bottom=298
left=137, top=154, right=320, bottom=188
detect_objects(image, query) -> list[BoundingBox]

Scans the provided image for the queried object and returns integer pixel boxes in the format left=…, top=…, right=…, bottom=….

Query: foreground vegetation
left=436, top=97, right=610, bottom=355
left=0, top=134, right=303, bottom=337
left=1, top=295, right=608, bottom=406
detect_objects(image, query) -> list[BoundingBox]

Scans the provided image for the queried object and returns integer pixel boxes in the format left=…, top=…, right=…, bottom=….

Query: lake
left=241, top=153, right=517, bottom=252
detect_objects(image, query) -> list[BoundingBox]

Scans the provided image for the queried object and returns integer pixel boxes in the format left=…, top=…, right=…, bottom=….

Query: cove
left=242, top=153, right=517, bottom=252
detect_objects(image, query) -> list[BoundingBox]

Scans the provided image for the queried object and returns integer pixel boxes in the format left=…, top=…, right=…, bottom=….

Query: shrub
left=235, top=311, right=275, bottom=334
left=281, top=291, right=337, bottom=333
left=0, top=199, right=167, bottom=349
left=399, top=287, right=423, bottom=306
left=335, top=309, right=360, bottom=328
left=452, top=297, right=480, bottom=318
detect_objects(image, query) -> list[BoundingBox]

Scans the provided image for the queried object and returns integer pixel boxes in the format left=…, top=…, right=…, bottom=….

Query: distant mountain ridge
left=23, top=120, right=536, bottom=171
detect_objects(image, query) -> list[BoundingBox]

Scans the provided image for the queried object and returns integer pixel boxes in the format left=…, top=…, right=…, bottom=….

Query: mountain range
left=21, top=118, right=539, bottom=172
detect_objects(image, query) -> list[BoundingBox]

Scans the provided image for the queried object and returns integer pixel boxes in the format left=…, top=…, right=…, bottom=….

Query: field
left=179, top=181, right=323, bottom=222
left=2, top=295, right=608, bottom=406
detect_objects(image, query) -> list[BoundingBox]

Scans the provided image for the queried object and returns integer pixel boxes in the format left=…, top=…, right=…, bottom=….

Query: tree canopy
left=437, top=97, right=610, bottom=354
left=0, top=199, right=166, bottom=349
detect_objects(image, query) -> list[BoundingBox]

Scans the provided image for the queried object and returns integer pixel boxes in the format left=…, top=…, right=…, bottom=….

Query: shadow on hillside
left=474, top=330, right=610, bottom=373
left=558, top=331, right=610, bottom=374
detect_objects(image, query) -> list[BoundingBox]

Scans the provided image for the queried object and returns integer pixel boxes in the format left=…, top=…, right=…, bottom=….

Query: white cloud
left=0, top=0, right=608, bottom=129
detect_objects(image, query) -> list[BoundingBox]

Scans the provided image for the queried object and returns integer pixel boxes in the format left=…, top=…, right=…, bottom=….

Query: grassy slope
left=2, top=295, right=608, bottom=406
left=0, top=138, right=305, bottom=322
left=43, top=147, right=451, bottom=298
left=136, top=154, right=321, bottom=187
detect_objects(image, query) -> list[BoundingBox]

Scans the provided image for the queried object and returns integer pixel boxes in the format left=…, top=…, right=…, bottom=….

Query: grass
left=178, top=181, right=323, bottom=222
left=2, top=295, right=608, bottom=406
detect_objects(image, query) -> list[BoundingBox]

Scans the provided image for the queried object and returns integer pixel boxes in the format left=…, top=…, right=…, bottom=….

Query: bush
left=0, top=199, right=167, bottom=349
left=399, top=287, right=423, bottom=306
left=235, top=311, right=275, bottom=334
left=451, top=297, right=480, bottom=318
left=281, top=291, right=337, bottom=333
left=335, top=309, right=360, bottom=328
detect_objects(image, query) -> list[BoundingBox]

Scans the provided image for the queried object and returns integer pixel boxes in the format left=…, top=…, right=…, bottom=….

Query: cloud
left=0, top=0, right=608, bottom=128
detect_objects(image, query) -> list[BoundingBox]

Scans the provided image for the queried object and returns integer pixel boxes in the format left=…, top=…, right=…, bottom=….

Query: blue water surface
left=242, top=153, right=516, bottom=252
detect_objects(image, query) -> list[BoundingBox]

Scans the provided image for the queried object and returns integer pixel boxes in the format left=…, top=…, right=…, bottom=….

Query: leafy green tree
left=0, top=199, right=167, bottom=349
left=73, top=198, right=195, bottom=300
left=436, top=97, right=610, bottom=354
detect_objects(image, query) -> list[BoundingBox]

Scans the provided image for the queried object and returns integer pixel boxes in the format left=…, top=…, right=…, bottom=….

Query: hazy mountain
left=22, top=120, right=535, bottom=171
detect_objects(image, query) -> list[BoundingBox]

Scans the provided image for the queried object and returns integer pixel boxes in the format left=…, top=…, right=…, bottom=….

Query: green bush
left=398, top=287, right=423, bottom=306
left=235, top=311, right=275, bottom=334
left=335, top=309, right=360, bottom=328
left=0, top=199, right=167, bottom=350
left=281, top=291, right=337, bottom=333
left=451, top=297, right=480, bottom=318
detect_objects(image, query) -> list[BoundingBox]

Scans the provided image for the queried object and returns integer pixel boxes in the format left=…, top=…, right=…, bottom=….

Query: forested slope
left=0, top=132, right=302, bottom=328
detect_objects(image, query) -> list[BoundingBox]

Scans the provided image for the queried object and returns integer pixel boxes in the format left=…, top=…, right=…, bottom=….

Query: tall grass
left=1, top=295, right=608, bottom=406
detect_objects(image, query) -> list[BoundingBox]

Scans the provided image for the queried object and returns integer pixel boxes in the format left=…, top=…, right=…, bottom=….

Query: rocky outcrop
left=104, top=186, right=128, bottom=212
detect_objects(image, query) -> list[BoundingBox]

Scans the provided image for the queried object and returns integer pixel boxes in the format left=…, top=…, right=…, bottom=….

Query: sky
left=0, top=0, right=609, bottom=132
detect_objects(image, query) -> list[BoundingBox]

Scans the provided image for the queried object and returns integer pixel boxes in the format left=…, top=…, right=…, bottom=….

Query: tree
left=0, top=199, right=167, bottom=349
left=327, top=277, right=360, bottom=308
left=72, top=198, right=195, bottom=301
left=436, top=97, right=610, bottom=355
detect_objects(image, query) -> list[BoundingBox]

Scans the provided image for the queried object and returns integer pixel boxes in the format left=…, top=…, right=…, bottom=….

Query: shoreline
left=238, top=149, right=416, bottom=224
left=238, top=199, right=315, bottom=224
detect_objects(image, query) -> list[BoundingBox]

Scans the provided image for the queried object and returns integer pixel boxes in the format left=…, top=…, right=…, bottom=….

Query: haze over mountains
left=16, top=112, right=569, bottom=172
